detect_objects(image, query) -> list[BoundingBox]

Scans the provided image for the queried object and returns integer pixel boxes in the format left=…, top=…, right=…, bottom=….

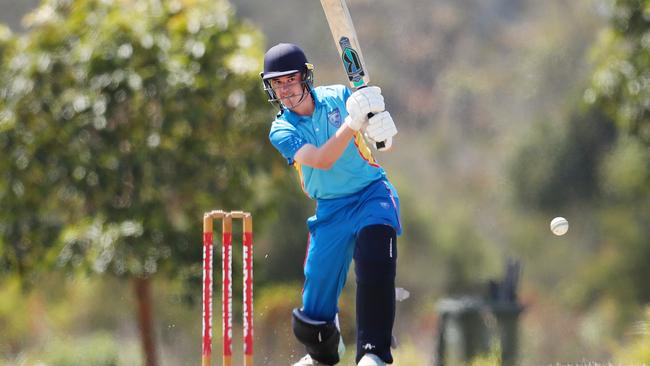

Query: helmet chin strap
left=281, top=83, right=311, bottom=110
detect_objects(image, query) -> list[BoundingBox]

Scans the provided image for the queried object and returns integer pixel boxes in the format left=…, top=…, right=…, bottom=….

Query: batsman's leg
left=294, top=221, right=354, bottom=365
left=354, top=224, right=397, bottom=364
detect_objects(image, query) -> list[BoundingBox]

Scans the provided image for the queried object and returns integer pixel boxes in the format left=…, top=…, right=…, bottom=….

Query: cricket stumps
left=202, top=210, right=253, bottom=366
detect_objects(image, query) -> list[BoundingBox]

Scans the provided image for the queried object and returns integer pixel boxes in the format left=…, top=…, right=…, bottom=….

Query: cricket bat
left=320, top=0, right=391, bottom=151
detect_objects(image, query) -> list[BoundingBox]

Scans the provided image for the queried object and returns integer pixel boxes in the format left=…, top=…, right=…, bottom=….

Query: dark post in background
left=435, top=259, right=524, bottom=366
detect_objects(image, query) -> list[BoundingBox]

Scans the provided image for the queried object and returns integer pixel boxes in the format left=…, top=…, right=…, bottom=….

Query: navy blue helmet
left=260, top=43, right=314, bottom=108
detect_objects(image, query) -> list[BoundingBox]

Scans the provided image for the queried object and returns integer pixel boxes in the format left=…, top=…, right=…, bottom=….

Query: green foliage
left=439, top=217, right=495, bottom=294
left=601, top=136, right=650, bottom=199
left=254, top=179, right=313, bottom=284
left=38, top=333, right=120, bottom=366
left=0, top=274, right=193, bottom=365
left=570, top=0, right=650, bottom=312
left=0, top=0, right=283, bottom=281
left=509, top=0, right=650, bottom=335
left=614, top=307, right=650, bottom=364
left=0, top=24, right=11, bottom=65
left=0, top=277, right=31, bottom=355
left=587, top=0, right=650, bottom=145
left=4, top=328, right=143, bottom=366
left=469, top=346, right=501, bottom=366
left=509, top=106, right=616, bottom=211
left=580, top=137, right=650, bottom=307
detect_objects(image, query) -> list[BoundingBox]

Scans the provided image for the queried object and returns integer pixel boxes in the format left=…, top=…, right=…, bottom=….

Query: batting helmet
left=260, top=43, right=314, bottom=108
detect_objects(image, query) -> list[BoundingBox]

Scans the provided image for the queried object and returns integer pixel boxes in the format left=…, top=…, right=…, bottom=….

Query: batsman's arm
left=293, top=123, right=357, bottom=170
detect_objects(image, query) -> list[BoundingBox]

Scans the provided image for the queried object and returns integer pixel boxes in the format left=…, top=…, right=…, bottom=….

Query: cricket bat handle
left=375, top=136, right=388, bottom=151
left=366, top=112, right=391, bottom=151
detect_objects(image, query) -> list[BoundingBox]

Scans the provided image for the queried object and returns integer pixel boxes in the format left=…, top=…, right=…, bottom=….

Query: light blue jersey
left=268, top=84, right=401, bottom=325
left=269, top=85, right=386, bottom=200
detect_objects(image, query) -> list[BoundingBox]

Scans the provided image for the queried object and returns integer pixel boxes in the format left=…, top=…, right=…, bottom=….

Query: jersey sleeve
left=341, top=85, right=353, bottom=102
left=269, top=121, right=307, bottom=166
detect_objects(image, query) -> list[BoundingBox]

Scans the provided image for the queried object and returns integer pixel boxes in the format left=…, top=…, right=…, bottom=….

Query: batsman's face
left=270, top=73, right=305, bottom=109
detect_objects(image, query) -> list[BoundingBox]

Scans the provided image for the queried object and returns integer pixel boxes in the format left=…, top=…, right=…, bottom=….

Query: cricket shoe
left=292, top=354, right=332, bottom=366
left=357, top=353, right=386, bottom=366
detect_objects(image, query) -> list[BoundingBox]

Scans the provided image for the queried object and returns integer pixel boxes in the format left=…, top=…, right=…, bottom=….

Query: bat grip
left=367, top=112, right=388, bottom=150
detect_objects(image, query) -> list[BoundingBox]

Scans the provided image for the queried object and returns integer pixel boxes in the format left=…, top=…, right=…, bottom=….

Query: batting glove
left=365, top=111, right=397, bottom=143
left=345, top=86, right=385, bottom=131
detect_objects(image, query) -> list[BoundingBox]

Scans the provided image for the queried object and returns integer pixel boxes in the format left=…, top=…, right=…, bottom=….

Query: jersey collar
left=280, top=89, right=323, bottom=124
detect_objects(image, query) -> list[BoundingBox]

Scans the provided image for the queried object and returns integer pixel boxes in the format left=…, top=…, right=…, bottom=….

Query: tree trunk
left=134, top=276, right=158, bottom=366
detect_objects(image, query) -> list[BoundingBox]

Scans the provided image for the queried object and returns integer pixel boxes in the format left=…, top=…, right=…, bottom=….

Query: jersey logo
left=327, top=108, right=342, bottom=128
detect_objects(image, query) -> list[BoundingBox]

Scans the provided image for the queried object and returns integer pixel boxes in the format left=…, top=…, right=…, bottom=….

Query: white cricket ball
left=550, top=217, right=569, bottom=236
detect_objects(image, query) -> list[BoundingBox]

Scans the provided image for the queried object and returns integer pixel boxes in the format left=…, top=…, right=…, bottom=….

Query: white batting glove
left=365, top=111, right=397, bottom=143
left=345, top=86, right=385, bottom=131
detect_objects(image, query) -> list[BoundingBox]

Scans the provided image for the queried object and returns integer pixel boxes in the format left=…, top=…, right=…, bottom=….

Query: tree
left=509, top=0, right=650, bottom=326
left=509, top=106, right=616, bottom=212
left=0, top=0, right=285, bottom=364
left=587, top=0, right=650, bottom=145
left=582, top=0, right=650, bottom=312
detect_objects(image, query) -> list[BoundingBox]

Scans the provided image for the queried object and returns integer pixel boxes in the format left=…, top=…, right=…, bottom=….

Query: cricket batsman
left=261, top=43, right=400, bottom=366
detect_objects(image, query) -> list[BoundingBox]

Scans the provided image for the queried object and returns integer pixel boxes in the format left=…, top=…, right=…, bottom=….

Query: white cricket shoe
left=357, top=353, right=386, bottom=366
left=292, top=354, right=332, bottom=366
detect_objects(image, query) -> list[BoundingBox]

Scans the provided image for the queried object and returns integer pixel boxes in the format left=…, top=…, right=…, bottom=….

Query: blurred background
left=0, top=0, right=648, bottom=365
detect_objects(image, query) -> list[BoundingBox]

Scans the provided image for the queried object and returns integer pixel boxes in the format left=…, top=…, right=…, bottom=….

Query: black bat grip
left=367, top=112, right=387, bottom=150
